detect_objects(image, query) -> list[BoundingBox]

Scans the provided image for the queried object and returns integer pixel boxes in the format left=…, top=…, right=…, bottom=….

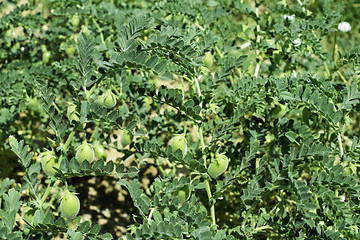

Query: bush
left=1, top=0, right=360, bottom=239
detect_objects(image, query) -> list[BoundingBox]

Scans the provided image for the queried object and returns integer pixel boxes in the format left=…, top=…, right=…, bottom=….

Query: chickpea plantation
left=1, top=0, right=360, bottom=239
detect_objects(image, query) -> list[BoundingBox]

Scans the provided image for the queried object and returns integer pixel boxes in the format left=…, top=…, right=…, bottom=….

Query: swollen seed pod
left=121, top=130, right=133, bottom=147
left=272, top=104, right=286, bottom=118
left=176, top=186, right=191, bottom=202
left=66, top=45, right=76, bottom=56
left=94, top=144, right=107, bottom=159
left=42, top=51, right=51, bottom=64
left=99, top=89, right=117, bottom=109
left=60, top=191, right=80, bottom=219
left=75, top=141, right=95, bottom=164
left=41, top=150, right=59, bottom=176
left=71, top=15, right=80, bottom=27
left=23, top=205, right=36, bottom=224
left=208, top=153, right=229, bottom=178
left=169, top=134, right=187, bottom=157
left=203, top=52, right=213, bottom=68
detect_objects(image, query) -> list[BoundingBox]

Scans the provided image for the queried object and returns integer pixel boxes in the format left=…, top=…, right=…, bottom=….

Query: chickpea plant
left=1, top=0, right=360, bottom=240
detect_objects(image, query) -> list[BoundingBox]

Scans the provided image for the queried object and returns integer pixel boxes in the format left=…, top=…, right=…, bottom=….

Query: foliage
left=1, top=0, right=360, bottom=239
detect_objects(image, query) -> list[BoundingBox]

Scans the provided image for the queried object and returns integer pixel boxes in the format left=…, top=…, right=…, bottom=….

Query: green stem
left=201, top=128, right=216, bottom=225
left=147, top=208, right=155, bottom=224
left=39, top=180, right=56, bottom=206
left=337, top=122, right=344, bottom=158
left=240, top=42, right=251, bottom=49
left=254, top=7, right=261, bottom=78
left=194, top=21, right=205, bottom=32
left=181, top=78, right=185, bottom=101
left=296, top=0, right=307, bottom=12
left=338, top=133, right=343, bottom=157
left=254, top=62, right=260, bottom=78
left=53, top=103, right=61, bottom=115
left=64, top=130, right=76, bottom=150
left=323, top=61, right=330, bottom=78
left=87, top=80, right=100, bottom=100
left=332, top=33, right=337, bottom=63
left=89, top=125, right=98, bottom=142
left=157, top=163, right=167, bottom=176
left=214, top=45, right=224, bottom=59
left=195, top=76, right=202, bottom=98
left=121, top=99, right=129, bottom=113
left=59, top=130, right=76, bottom=167
left=92, top=18, right=105, bottom=44
left=111, top=83, right=122, bottom=97
left=194, top=76, right=216, bottom=225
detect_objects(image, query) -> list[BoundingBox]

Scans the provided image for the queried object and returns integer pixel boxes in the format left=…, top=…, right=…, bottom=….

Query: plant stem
left=338, top=132, right=343, bottom=158
left=254, top=7, right=261, bottom=78
left=53, top=103, right=62, bottom=115
left=59, top=130, right=76, bottom=167
left=201, top=127, right=216, bottom=225
left=332, top=33, right=337, bottom=63
left=296, top=0, right=307, bottom=12
left=39, top=180, right=56, bottom=206
left=64, top=130, right=76, bottom=150
left=195, top=76, right=202, bottom=98
left=87, top=80, right=100, bottom=100
left=89, top=125, right=98, bottom=142
left=323, top=61, right=330, bottom=78
left=112, top=83, right=122, bottom=97
left=215, top=45, right=224, bottom=59
left=194, top=76, right=216, bottom=225
left=92, top=19, right=105, bottom=44
left=240, top=42, right=251, bottom=49
left=147, top=208, right=155, bottom=224
left=194, top=21, right=205, bottom=32
left=254, top=63, right=260, bottom=78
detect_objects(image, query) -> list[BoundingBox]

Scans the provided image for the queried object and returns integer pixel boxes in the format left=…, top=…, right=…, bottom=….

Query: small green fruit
left=99, top=90, right=117, bottom=109
left=81, top=25, right=91, bottom=35
left=23, top=205, right=36, bottom=224
left=169, top=134, right=187, bottom=156
left=272, top=104, right=286, bottom=118
left=121, top=130, right=133, bottom=147
left=71, top=15, right=80, bottom=27
left=66, top=45, right=76, bottom=56
left=176, top=186, right=191, bottom=202
left=208, top=153, right=229, bottom=178
left=343, top=163, right=356, bottom=176
left=41, top=151, right=59, bottom=176
left=60, top=191, right=80, bottom=219
left=75, top=141, right=95, bottom=164
left=94, top=144, right=107, bottom=159
left=143, top=97, right=152, bottom=110
left=28, top=97, right=39, bottom=109
left=203, top=52, right=213, bottom=68
left=42, top=51, right=51, bottom=64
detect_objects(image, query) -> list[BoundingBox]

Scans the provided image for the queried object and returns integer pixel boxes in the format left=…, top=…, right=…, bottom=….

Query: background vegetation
left=1, top=0, right=360, bottom=239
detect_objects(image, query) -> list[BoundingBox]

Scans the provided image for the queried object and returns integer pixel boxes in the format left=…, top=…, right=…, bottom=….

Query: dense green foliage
left=1, top=0, right=360, bottom=239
